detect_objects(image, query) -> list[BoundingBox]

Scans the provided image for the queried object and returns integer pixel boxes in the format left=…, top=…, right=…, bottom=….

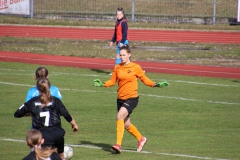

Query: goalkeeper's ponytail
left=120, top=44, right=132, bottom=60
left=120, top=44, right=131, bottom=54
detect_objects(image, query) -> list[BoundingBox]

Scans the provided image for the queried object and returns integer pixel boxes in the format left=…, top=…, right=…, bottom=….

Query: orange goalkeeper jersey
left=104, top=62, right=155, bottom=100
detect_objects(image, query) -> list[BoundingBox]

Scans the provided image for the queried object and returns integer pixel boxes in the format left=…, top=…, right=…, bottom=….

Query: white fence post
left=238, top=0, right=240, bottom=22
left=132, top=0, right=135, bottom=22
left=30, top=0, right=34, bottom=19
left=213, top=0, right=216, bottom=25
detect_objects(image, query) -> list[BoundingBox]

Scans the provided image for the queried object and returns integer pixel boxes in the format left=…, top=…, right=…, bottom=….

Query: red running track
left=1, top=51, right=240, bottom=79
left=0, top=25, right=240, bottom=44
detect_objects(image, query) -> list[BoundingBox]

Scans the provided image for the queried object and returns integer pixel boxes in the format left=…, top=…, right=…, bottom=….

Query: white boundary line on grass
left=1, top=55, right=240, bottom=76
left=0, top=138, right=229, bottom=160
left=0, top=73, right=33, bottom=76
left=0, top=68, right=29, bottom=72
left=0, top=68, right=240, bottom=88
left=0, top=82, right=33, bottom=87
left=0, top=81, right=239, bottom=105
left=167, top=80, right=240, bottom=87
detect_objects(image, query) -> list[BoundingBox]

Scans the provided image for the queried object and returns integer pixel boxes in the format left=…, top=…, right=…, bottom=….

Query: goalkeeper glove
left=93, top=79, right=104, bottom=87
left=154, top=81, right=169, bottom=88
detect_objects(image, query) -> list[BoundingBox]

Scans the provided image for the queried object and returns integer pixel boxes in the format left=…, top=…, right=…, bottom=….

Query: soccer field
left=0, top=61, right=240, bottom=160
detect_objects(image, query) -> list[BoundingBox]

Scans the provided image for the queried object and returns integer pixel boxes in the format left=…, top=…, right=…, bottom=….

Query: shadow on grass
left=78, top=141, right=138, bottom=155
left=231, top=79, right=240, bottom=83
left=91, top=69, right=111, bottom=75
left=78, top=141, right=116, bottom=154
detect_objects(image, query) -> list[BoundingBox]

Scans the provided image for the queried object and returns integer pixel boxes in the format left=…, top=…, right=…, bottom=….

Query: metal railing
left=10, top=0, right=240, bottom=25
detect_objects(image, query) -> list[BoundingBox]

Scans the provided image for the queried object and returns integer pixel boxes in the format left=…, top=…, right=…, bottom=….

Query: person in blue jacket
left=26, top=67, right=62, bottom=102
left=110, top=7, right=129, bottom=67
left=25, top=67, right=62, bottom=129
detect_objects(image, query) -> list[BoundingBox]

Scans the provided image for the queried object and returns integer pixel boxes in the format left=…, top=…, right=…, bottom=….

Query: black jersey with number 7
left=14, top=96, right=73, bottom=129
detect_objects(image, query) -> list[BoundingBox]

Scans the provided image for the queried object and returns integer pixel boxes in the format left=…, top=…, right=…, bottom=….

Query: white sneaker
left=137, top=136, right=147, bottom=152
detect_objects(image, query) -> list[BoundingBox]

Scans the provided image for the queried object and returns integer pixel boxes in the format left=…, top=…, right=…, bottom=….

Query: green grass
left=0, top=61, right=240, bottom=160
left=32, top=0, right=236, bottom=16
left=0, top=36, right=240, bottom=67
left=32, top=0, right=237, bottom=23
left=1, top=15, right=240, bottom=31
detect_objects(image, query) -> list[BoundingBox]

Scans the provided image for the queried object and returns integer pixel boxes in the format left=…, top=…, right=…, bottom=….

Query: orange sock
left=126, top=124, right=142, bottom=141
left=116, top=119, right=124, bottom=146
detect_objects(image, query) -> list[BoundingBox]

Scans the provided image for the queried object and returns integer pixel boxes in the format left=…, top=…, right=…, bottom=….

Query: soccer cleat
left=137, top=136, right=147, bottom=152
left=112, top=144, right=121, bottom=154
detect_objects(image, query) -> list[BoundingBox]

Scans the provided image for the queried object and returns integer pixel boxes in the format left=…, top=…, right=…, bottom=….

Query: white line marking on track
left=0, top=56, right=113, bottom=66
left=1, top=55, right=240, bottom=76
left=0, top=81, right=239, bottom=105
left=0, top=138, right=230, bottom=160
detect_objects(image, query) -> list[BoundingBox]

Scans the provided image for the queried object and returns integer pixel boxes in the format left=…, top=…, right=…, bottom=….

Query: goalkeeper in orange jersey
left=93, top=45, right=169, bottom=154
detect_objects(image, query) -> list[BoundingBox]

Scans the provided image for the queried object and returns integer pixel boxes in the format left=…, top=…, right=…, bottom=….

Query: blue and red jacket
left=111, top=18, right=129, bottom=44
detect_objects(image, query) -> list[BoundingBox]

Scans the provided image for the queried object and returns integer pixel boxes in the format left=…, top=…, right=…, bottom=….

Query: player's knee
left=116, top=114, right=125, bottom=120
left=124, top=123, right=130, bottom=129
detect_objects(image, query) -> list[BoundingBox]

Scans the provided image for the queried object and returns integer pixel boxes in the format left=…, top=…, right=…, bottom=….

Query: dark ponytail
left=120, top=44, right=131, bottom=53
left=35, top=67, right=48, bottom=79
left=120, top=44, right=131, bottom=60
left=36, top=77, right=52, bottom=107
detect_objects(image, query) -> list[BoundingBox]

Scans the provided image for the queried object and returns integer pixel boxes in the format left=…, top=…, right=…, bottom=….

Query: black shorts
left=117, top=97, right=139, bottom=117
left=39, top=126, right=65, bottom=153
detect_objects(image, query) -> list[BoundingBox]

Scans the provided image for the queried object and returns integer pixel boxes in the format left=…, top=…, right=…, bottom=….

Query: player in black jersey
left=14, top=77, right=78, bottom=160
left=23, top=129, right=61, bottom=160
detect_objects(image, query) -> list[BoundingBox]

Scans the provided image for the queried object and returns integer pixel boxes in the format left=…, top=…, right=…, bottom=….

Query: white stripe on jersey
left=35, top=102, right=41, bottom=106
left=19, top=104, right=24, bottom=110
left=35, top=102, right=53, bottom=106
left=47, top=102, right=53, bottom=106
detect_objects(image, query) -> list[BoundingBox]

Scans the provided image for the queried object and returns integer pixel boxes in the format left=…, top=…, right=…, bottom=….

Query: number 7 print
left=40, top=111, right=50, bottom=127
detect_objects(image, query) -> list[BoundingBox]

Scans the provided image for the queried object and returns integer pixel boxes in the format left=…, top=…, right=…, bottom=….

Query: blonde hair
left=36, top=77, right=52, bottom=107
left=26, top=129, right=57, bottom=160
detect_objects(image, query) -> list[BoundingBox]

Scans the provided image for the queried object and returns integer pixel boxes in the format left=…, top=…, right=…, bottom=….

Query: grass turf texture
left=0, top=37, right=240, bottom=67
left=33, top=0, right=236, bottom=16
left=0, top=61, right=240, bottom=160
